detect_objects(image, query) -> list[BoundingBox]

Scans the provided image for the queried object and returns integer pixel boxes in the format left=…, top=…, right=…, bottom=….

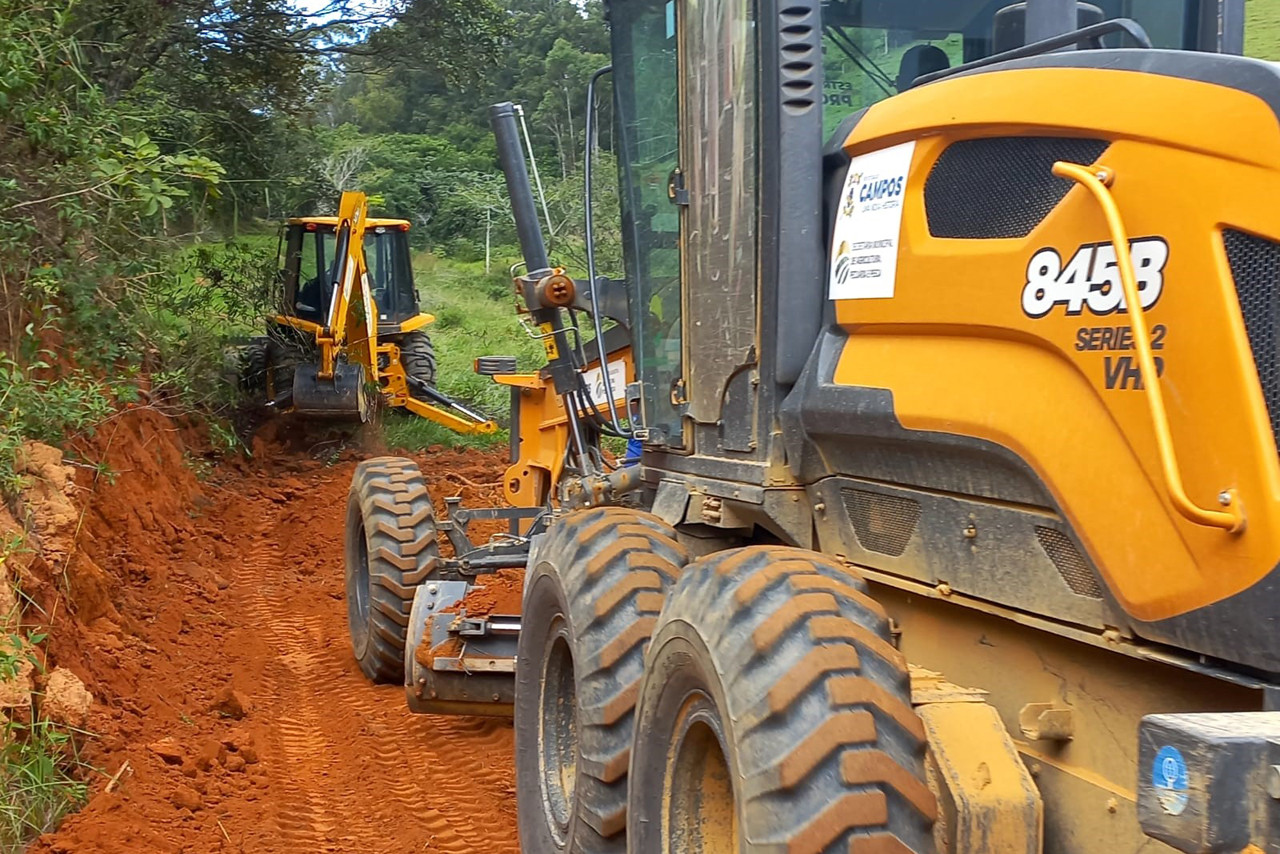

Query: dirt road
left=32, top=423, right=520, bottom=853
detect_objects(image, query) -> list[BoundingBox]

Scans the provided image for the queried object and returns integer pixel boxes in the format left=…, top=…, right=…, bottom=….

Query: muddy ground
left=19, top=412, right=520, bottom=853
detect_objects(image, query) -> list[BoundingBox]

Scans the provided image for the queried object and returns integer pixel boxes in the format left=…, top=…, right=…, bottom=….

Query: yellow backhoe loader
left=344, top=1, right=1280, bottom=852
left=242, top=191, right=496, bottom=434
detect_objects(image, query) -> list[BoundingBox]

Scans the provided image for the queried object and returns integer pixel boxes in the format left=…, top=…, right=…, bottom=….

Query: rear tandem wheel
left=628, top=546, right=937, bottom=854
left=515, top=507, right=689, bottom=854
left=345, top=456, right=441, bottom=683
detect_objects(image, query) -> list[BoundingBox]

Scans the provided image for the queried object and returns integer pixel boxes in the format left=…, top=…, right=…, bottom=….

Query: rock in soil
left=170, top=787, right=203, bottom=812
left=209, top=685, right=252, bottom=719
left=0, top=640, right=34, bottom=718
left=41, top=667, right=93, bottom=728
left=147, top=737, right=186, bottom=765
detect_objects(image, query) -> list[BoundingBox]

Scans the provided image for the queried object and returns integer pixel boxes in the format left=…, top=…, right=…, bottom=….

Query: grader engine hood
left=787, top=49, right=1280, bottom=674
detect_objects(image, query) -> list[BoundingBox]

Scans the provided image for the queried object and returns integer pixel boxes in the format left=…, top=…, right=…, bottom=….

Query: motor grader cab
left=245, top=191, right=495, bottom=433
left=344, top=1, right=1280, bottom=852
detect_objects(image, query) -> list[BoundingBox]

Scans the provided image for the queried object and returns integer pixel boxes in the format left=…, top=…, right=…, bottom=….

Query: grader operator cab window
left=821, top=0, right=1210, bottom=135
left=612, top=0, right=684, bottom=444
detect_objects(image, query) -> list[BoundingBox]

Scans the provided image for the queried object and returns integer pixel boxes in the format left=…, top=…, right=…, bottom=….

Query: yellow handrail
left=1053, top=161, right=1245, bottom=533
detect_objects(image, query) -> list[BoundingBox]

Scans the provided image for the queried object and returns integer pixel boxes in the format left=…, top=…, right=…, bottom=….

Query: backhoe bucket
left=291, top=362, right=372, bottom=421
left=405, top=580, right=518, bottom=717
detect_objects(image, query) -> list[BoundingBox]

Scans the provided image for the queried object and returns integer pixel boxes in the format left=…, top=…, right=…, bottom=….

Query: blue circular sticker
left=1153, top=745, right=1189, bottom=816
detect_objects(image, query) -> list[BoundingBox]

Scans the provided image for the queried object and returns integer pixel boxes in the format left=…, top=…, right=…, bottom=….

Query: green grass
left=397, top=249, right=546, bottom=452
left=1248, top=0, right=1280, bottom=59
left=0, top=720, right=90, bottom=852
left=380, top=412, right=510, bottom=453
left=0, top=627, right=90, bottom=853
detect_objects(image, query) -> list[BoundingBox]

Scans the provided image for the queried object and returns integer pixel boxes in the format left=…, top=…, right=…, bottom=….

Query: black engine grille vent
left=841, top=489, right=920, bottom=557
left=924, top=137, right=1109, bottom=239
left=1035, top=527, right=1104, bottom=599
left=1224, top=228, right=1280, bottom=444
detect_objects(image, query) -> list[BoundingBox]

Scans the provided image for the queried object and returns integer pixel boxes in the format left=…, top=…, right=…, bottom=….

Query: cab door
left=678, top=0, right=760, bottom=447
left=613, top=0, right=687, bottom=447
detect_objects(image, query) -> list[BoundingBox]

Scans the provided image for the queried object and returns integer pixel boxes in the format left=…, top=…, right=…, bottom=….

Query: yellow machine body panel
left=496, top=347, right=634, bottom=509
left=287, top=215, right=412, bottom=230
left=829, top=66, right=1280, bottom=623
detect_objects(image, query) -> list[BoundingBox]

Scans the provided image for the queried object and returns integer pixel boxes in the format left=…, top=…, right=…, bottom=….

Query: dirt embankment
left=8, top=410, right=520, bottom=853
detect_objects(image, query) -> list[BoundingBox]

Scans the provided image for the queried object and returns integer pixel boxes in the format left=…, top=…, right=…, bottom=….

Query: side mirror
left=992, top=1, right=1104, bottom=53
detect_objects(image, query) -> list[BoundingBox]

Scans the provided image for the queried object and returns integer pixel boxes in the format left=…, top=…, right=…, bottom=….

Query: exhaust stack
left=489, top=102, right=550, bottom=275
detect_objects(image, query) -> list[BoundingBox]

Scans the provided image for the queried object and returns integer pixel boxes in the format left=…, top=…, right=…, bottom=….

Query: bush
left=442, top=238, right=484, bottom=264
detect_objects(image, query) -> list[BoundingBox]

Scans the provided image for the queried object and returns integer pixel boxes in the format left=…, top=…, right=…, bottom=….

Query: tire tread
left=346, top=456, right=439, bottom=683
left=648, top=546, right=935, bottom=854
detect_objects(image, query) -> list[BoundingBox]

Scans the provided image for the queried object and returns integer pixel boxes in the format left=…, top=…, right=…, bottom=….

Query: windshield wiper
left=824, top=25, right=896, bottom=97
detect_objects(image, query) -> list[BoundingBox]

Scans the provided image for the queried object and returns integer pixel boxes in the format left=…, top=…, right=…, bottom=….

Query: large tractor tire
left=239, top=337, right=270, bottom=394
left=399, top=330, right=437, bottom=388
left=629, top=546, right=936, bottom=854
left=344, top=457, right=440, bottom=683
left=516, top=507, right=689, bottom=854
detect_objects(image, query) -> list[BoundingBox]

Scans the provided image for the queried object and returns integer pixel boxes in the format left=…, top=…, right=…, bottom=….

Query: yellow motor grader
left=344, top=1, right=1280, bottom=852
left=242, top=191, right=495, bottom=434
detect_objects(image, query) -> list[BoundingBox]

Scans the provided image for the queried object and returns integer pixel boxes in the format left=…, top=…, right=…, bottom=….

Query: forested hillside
left=0, top=0, right=615, bottom=479
left=0, top=4, right=603, bottom=841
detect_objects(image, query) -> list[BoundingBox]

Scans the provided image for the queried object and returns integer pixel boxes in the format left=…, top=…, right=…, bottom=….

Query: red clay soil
left=416, top=570, right=525, bottom=669
left=415, top=636, right=464, bottom=671
left=447, top=569, right=525, bottom=617
left=28, top=413, right=520, bottom=854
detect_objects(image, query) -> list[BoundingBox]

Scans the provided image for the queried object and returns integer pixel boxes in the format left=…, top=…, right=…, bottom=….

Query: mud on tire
left=399, top=330, right=437, bottom=388
left=345, top=457, right=440, bottom=683
left=516, top=507, right=688, bottom=854
left=629, top=546, right=936, bottom=854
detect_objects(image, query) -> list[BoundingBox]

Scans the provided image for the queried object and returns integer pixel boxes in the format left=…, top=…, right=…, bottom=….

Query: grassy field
left=380, top=249, right=547, bottom=452
left=1248, top=0, right=1280, bottom=59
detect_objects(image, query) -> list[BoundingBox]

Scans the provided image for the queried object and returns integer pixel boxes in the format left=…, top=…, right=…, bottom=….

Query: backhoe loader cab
left=279, top=217, right=420, bottom=330
left=242, top=194, right=495, bottom=433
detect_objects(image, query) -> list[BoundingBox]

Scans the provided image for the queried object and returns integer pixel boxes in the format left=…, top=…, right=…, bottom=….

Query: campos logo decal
left=841, top=173, right=862, bottom=217
left=829, top=140, right=916, bottom=301
left=1022, top=238, right=1168, bottom=318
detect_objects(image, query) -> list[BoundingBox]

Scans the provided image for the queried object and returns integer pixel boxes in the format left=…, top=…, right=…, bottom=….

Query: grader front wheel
left=628, top=547, right=937, bottom=854
left=344, top=457, right=440, bottom=683
left=515, top=507, right=688, bottom=854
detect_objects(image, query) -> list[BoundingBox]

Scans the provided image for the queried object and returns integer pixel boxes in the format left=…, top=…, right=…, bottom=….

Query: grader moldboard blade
left=405, top=580, right=519, bottom=717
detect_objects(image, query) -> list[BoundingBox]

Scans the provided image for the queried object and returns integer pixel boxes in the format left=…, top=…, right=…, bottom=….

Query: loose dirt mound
left=22, top=415, right=520, bottom=853
left=449, top=569, right=525, bottom=617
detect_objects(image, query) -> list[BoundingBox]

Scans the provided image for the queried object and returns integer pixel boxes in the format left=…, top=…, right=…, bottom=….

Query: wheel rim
left=347, top=521, right=371, bottom=654
left=668, top=700, right=738, bottom=854
left=538, top=629, right=578, bottom=844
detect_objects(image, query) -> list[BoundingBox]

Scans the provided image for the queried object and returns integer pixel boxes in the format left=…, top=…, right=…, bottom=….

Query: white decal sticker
left=584, top=359, right=628, bottom=408
left=829, top=140, right=916, bottom=300
left=1022, top=238, right=1168, bottom=318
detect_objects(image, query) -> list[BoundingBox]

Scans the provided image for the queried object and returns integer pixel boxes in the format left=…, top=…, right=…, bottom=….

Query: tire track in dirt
left=228, top=459, right=521, bottom=854
left=235, top=538, right=346, bottom=850
left=37, top=447, right=520, bottom=854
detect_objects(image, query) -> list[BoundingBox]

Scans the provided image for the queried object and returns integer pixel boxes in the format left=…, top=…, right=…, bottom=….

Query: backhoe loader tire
left=399, top=330, right=437, bottom=388
left=345, top=456, right=440, bottom=684
left=516, top=507, right=688, bottom=854
left=239, top=338, right=269, bottom=393
left=265, top=335, right=306, bottom=402
left=628, top=547, right=936, bottom=854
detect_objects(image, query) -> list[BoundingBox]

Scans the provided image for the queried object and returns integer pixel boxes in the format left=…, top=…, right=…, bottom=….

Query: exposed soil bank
left=26, top=415, right=519, bottom=853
